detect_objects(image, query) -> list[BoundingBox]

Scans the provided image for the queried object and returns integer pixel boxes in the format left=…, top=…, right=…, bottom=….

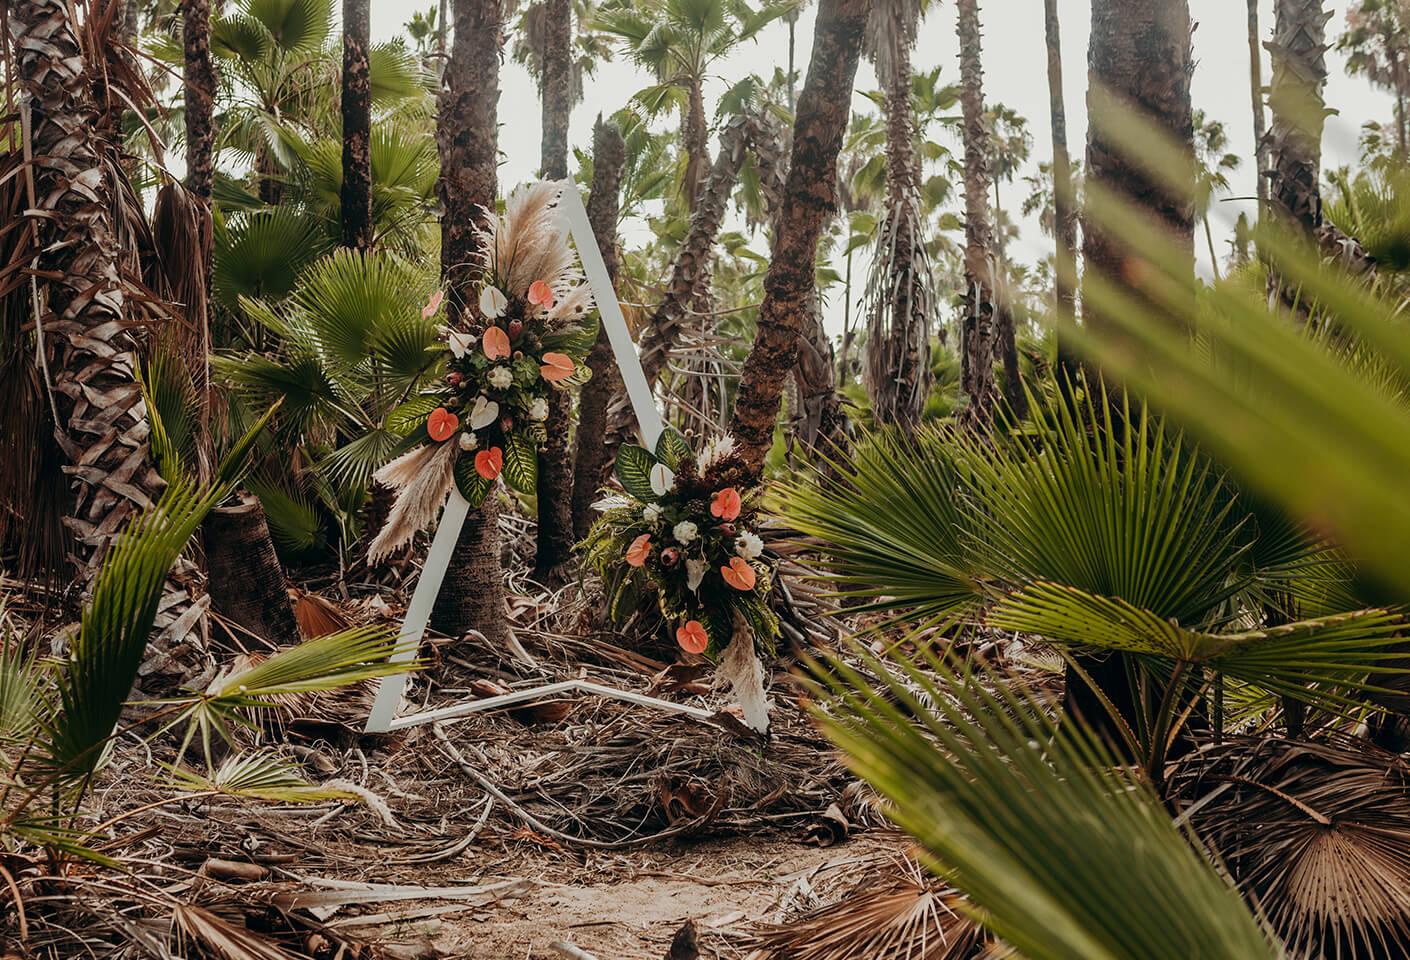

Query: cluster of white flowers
left=487, top=366, right=513, bottom=390
left=528, top=397, right=549, bottom=421
left=643, top=503, right=662, bottom=523
left=673, top=520, right=698, bottom=545
left=458, top=432, right=478, bottom=451
left=735, top=530, right=763, bottom=560
left=697, top=435, right=737, bottom=472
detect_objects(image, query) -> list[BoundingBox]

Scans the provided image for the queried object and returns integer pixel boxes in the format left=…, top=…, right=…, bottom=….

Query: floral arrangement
left=369, top=182, right=595, bottom=561
left=583, top=429, right=779, bottom=659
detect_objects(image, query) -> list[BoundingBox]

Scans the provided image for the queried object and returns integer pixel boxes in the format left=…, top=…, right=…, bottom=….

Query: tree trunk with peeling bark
left=1045, top=0, right=1077, bottom=345
left=341, top=0, right=373, bottom=251
left=957, top=0, right=999, bottom=425
left=431, top=0, right=509, bottom=643
left=683, top=80, right=709, bottom=212
left=10, top=0, right=163, bottom=583
left=533, top=0, right=577, bottom=584
left=571, top=119, right=627, bottom=539
left=729, top=0, right=870, bottom=472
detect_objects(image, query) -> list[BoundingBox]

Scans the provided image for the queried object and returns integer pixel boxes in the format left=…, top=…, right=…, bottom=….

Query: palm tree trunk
left=341, top=0, right=373, bottom=251
left=533, top=0, right=577, bottom=584
left=432, top=0, right=509, bottom=644
left=571, top=118, right=628, bottom=540
left=957, top=0, right=998, bottom=425
left=10, top=0, right=163, bottom=583
left=1248, top=0, right=1267, bottom=210
left=1267, top=0, right=1328, bottom=243
left=204, top=494, right=300, bottom=642
left=729, top=0, right=869, bottom=471
left=1044, top=0, right=1078, bottom=377
left=1082, top=0, right=1195, bottom=338
left=683, top=79, right=709, bottom=212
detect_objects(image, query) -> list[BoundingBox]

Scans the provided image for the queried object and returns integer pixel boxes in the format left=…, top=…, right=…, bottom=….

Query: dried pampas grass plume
left=477, top=181, right=579, bottom=298
left=368, top=442, right=459, bottom=561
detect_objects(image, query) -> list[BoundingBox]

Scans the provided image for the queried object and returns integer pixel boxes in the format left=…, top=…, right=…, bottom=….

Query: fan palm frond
left=213, top=206, right=330, bottom=313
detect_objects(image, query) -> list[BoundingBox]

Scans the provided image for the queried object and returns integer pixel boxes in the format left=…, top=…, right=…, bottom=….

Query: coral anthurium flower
left=426, top=407, right=459, bottom=442
left=625, top=533, right=652, bottom=567
left=676, top=620, right=709, bottom=654
left=711, top=487, right=742, bottom=521
left=474, top=446, right=503, bottom=480
left=479, top=285, right=508, bottom=318
left=540, top=352, right=574, bottom=382
left=422, top=289, right=445, bottom=318
left=721, top=557, right=756, bottom=591
left=528, top=280, right=555, bottom=308
left=482, top=325, right=511, bottom=360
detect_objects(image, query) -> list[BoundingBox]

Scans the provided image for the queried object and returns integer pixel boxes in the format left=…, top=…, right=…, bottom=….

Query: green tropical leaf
left=653, top=427, right=691, bottom=471
left=503, top=431, right=538, bottom=494
left=454, top=456, right=494, bottom=507
left=386, top=394, right=443, bottom=436
left=614, top=443, right=659, bottom=501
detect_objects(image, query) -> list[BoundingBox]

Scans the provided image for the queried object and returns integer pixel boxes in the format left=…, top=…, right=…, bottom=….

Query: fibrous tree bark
left=1249, top=0, right=1268, bottom=211
left=957, top=0, right=1000, bottom=424
left=10, top=0, right=163, bottom=583
left=729, top=0, right=870, bottom=471
left=571, top=118, right=628, bottom=540
left=533, top=0, right=577, bottom=584
left=432, top=0, right=510, bottom=643
left=341, top=0, right=373, bottom=251
left=1044, top=0, right=1078, bottom=361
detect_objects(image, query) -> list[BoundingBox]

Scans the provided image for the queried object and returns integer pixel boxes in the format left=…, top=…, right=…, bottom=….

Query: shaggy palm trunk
left=571, top=119, right=627, bottom=539
left=341, top=0, right=373, bottom=251
left=730, top=0, right=870, bottom=471
left=10, top=0, right=162, bottom=583
left=1044, top=0, right=1078, bottom=379
left=1074, top=0, right=1194, bottom=747
left=1249, top=0, right=1267, bottom=211
left=534, top=0, right=577, bottom=584
left=432, top=0, right=509, bottom=643
left=957, top=0, right=999, bottom=425
left=183, top=0, right=215, bottom=275
left=1266, top=0, right=1329, bottom=280
left=864, top=37, right=930, bottom=433
left=683, top=80, right=709, bottom=212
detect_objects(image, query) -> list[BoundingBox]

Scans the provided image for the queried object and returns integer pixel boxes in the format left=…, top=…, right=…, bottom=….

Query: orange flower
left=474, top=446, right=503, bottom=480
left=528, top=280, right=555, bottom=308
left=711, top=487, right=742, bottom=521
left=421, top=288, right=445, bottom=318
left=426, top=407, right=459, bottom=442
left=540, top=352, right=574, bottom=382
left=625, top=533, right=652, bottom=567
left=721, top=557, right=756, bottom=591
left=482, top=325, right=511, bottom=360
left=676, top=620, right=709, bottom=654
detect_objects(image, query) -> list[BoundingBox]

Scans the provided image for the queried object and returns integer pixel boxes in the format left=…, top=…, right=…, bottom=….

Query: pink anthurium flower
left=422, top=289, right=445, bottom=319
left=426, top=407, right=459, bottom=443
left=721, top=557, right=756, bottom=591
left=482, top=325, right=511, bottom=360
left=474, top=447, right=503, bottom=480
left=625, top=534, right=652, bottom=567
left=528, top=280, right=555, bottom=308
left=676, top=620, right=709, bottom=654
left=711, top=487, right=742, bottom=521
left=540, top=352, right=574, bottom=382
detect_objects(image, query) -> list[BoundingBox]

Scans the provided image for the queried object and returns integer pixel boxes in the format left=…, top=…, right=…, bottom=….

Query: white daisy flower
left=735, top=530, right=764, bottom=560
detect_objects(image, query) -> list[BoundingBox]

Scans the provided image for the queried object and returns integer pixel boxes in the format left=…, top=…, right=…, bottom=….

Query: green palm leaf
left=503, top=431, right=539, bottom=494
left=614, top=443, right=659, bottom=501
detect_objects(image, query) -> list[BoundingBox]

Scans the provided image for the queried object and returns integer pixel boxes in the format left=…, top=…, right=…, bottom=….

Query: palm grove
left=6, top=0, right=1410, bottom=956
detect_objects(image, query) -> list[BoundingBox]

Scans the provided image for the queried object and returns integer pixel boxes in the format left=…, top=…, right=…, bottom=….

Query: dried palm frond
left=173, top=901, right=305, bottom=960
left=1169, top=735, right=1410, bottom=960
left=367, top=442, right=458, bottom=561
left=747, top=859, right=999, bottom=960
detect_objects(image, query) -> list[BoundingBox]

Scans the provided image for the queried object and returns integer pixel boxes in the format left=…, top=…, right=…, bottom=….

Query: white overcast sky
left=369, top=0, right=1393, bottom=333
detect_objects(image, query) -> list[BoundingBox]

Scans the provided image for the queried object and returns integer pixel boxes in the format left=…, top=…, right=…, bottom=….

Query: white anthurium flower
left=445, top=329, right=476, bottom=358
left=686, top=558, right=705, bottom=592
left=528, top=397, right=549, bottom=421
left=649, top=463, right=675, bottom=496
left=735, top=530, right=764, bottom=560
left=643, top=504, right=662, bottom=523
left=487, top=365, right=513, bottom=389
left=479, top=285, right=508, bottom=318
left=458, top=431, right=479, bottom=451
left=673, top=520, right=698, bottom=545
left=469, top=395, right=499, bottom=429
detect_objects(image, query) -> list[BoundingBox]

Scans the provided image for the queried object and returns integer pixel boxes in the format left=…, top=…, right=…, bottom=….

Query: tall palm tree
left=956, top=0, right=999, bottom=423
left=861, top=0, right=932, bottom=433
left=341, top=0, right=374, bottom=250
left=571, top=119, right=628, bottom=539
left=431, top=0, right=509, bottom=642
left=1193, top=110, right=1242, bottom=280
left=1248, top=0, right=1268, bottom=210
left=730, top=0, right=870, bottom=470
left=1338, top=0, right=1410, bottom=155
left=983, top=99, right=1030, bottom=417
left=1267, top=0, right=1331, bottom=244
left=1044, top=0, right=1077, bottom=336
left=9, top=0, right=163, bottom=584
left=533, top=0, right=577, bottom=584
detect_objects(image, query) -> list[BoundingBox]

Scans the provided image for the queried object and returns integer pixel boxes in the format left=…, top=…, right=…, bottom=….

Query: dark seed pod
left=446, top=372, right=463, bottom=387
left=660, top=547, right=680, bottom=567
left=508, top=318, right=524, bottom=340
left=718, top=522, right=736, bottom=536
